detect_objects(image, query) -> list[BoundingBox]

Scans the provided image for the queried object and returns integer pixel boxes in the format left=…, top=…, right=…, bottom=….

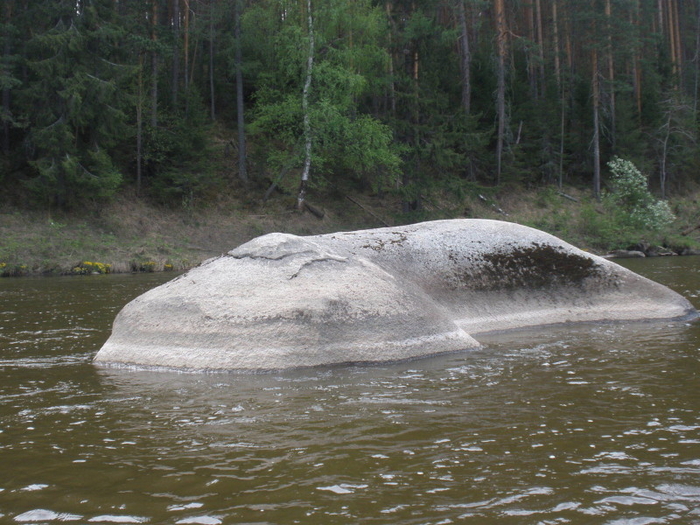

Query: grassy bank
left=0, top=186, right=399, bottom=276
left=2, top=182, right=700, bottom=277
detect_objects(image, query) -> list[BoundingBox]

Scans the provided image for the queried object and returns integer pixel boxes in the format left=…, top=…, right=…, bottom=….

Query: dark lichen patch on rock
left=455, top=243, right=603, bottom=291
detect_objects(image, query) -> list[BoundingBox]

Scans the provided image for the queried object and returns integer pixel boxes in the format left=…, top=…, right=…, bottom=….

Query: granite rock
left=94, top=219, right=696, bottom=371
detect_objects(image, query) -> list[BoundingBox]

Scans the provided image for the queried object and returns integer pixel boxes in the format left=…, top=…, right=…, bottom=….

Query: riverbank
left=2, top=183, right=700, bottom=277
left=0, top=187, right=395, bottom=276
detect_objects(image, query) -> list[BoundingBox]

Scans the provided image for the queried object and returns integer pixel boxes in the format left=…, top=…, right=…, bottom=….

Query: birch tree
left=297, top=0, right=315, bottom=211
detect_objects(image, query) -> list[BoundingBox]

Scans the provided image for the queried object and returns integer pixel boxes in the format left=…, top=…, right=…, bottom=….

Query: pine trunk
left=535, top=0, right=545, bottom=93
left=605, top=0, right=616, bottom=146
left=660, top=113, right=670, bottom=200
left=209, top=2, right=216, bottom=121
left=2, top=0, right=13, bottom=155
left=553, top=0, right=566, bottom=188
left=524, top=0, right=537, bottom=97
left=456, top=0, right=471, bottom=115
left=694, top=3, right=700, bottom=118
left=671, top=0, right=683, bottom=86
left=552, top=0, right=560, bottom=87
left=592, top=23, right=601, bottom=201
left=565, top=6, right=573, bottom=72
left=632, top=1, right=642, bottom=120
left=137, top=56, right=144, bottom=197
left=151, top=0, right=159, bottom=128
left=184, top=0, right=189, bottom=94
left=172, top=0, right=180, bottom=106
left=385, top=1, right=397, bottom=116
left=667, top=0, right=676, bottom=83
left=234, top=0, right=247, bottom=183
left=495, top=0, right=507, bottom=184
left=664, top=0, right=682, bottom=88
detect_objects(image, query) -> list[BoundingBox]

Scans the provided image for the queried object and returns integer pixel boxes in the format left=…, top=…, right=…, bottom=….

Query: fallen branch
left=263, top=149, right=303, bottom=202
left=304, top=202, right=325, bottom=219
left=263, top=163, right=293, bottom=202
left=478, top=194, right=508, bottom=216
left=345, top=195, right=390, bottom=227
left=557, top=191, right=579, bottom=202
left=681, top=223, right=700, bottom=236
left=420, top=195, right=449, bottom=216
left=248, top=211, right=297, bottom=218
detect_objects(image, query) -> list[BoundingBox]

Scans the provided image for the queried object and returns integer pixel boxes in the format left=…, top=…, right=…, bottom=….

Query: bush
left=606, top=157, right=675, bottom=231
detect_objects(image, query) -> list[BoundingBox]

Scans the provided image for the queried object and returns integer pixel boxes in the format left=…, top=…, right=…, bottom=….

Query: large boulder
left=94, top=219, right=696, bottom=372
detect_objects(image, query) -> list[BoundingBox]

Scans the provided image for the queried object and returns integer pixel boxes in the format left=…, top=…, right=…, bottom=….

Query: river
left=0, top=257, right=699, bottom=524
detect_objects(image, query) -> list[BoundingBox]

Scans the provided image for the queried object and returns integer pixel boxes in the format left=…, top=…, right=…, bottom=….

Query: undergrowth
left=1, top=178, right=700, bottom=276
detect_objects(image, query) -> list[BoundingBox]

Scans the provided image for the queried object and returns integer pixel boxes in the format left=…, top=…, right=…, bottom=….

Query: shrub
left=606, top=157, right=675, bottom=231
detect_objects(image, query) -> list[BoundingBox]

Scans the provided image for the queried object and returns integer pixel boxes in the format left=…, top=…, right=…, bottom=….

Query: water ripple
left=1, top=267, right=700, bottom=523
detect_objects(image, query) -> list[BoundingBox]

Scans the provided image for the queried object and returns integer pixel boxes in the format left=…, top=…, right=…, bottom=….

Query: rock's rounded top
left=94, top=219, right=696, bottom=372
left=229, top=232, right=310, bottom=259
left=321, top=219, right=608, bottom=292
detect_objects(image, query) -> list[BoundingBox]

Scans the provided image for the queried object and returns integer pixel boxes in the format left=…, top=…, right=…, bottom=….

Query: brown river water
left=0, top=257, right=699, bottom=524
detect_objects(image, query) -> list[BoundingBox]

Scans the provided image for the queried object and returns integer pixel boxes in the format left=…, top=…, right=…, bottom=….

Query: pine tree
left=19, top=0, right=130, bottom=207
left=1, top=0, right=21, bottom=158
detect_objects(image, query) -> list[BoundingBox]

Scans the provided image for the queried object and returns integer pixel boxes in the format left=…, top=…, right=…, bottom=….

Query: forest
left=2, top=0, right=700, bottom=218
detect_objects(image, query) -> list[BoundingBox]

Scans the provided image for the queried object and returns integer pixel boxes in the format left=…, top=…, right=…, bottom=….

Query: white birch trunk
left=297, top=0, right=315, bottom=211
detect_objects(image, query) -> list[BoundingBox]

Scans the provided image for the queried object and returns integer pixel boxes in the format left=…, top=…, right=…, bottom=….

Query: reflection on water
left=0, top=259, right=699, bottom=524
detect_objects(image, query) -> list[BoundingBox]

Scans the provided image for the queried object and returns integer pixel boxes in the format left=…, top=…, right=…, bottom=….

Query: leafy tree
left=248, top=0, right=400, bottom=202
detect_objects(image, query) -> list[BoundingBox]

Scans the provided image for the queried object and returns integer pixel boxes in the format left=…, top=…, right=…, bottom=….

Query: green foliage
left=15, top=4, right=132, bottom=207
left=554, top=157, right=677, bottom=250
left=26, top=148, right=122, bottom=204
left=607, top=157, right=653, bottom=208
left=248, top=0, right=401, bottom=194
left=307, top=102, right=402, bottom=192
left=578, top=203, right=629, bottom=250
left=143, top=103, right=218, bottom=206
left=1, top=0, right=699, bottom=222
left=605, top=157, right=675, bottom=231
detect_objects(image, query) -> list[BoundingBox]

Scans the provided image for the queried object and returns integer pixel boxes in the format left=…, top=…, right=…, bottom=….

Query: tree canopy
left=2, top=0, right=700, bottom=210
